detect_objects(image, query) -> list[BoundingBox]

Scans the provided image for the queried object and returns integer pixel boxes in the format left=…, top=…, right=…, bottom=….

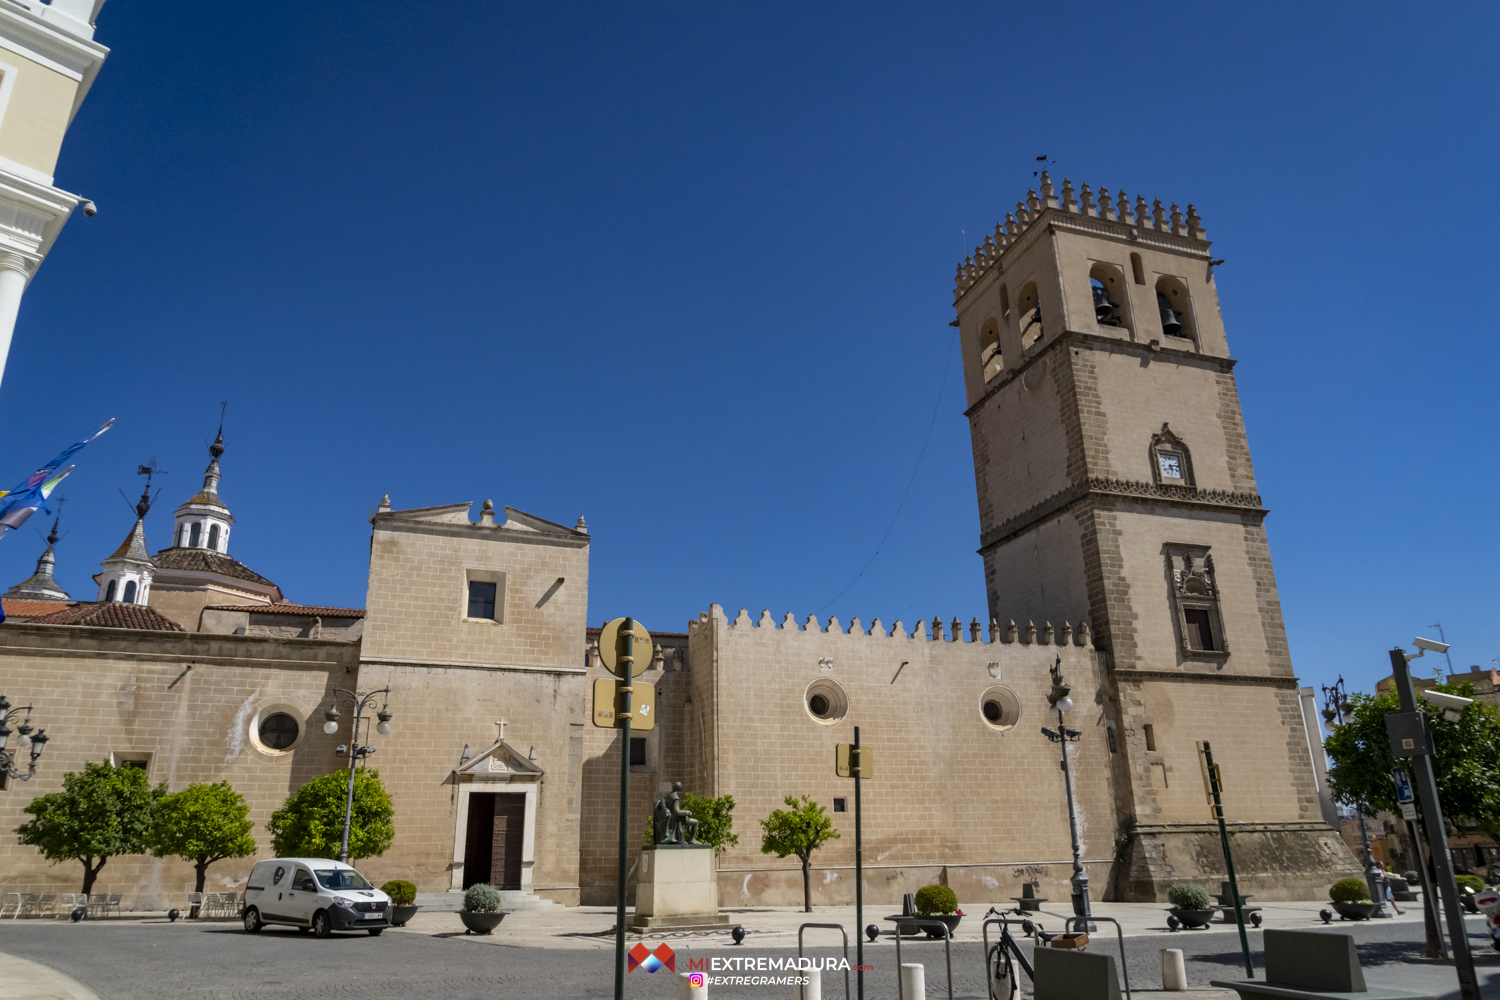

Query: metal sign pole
left=1200, top=741, right=1253, bottom=979
left=854, top=725, right=864, bottom=1000
left=1387, top=647, right=1478, bottom=1000
left=613, top=620, right=635, bottom=1000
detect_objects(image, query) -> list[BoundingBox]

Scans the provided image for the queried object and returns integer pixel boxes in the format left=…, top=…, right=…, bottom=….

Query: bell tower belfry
left=952, top=173, right=1356, bottom=900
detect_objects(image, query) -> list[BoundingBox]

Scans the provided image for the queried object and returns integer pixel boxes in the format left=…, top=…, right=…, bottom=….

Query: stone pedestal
left=630, top=845, right=729, bottom=932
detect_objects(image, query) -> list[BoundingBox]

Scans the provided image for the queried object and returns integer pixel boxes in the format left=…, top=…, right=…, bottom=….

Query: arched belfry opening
left=1089, top=263, right=1129, bottom=331
left=1017, top=282, right=1043, bottom=351
left=979, top=317, right=1002, bottom=381
left=1155, top=275, right=1195, bottom=343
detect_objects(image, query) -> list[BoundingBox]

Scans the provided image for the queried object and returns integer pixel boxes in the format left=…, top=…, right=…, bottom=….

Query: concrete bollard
left=900, top=962, right=925, bottom=1000
left=678, top=971, right=707, bottom=999
left=792, top=965, right=821, bottom=1000
left=1161, top=948, right=1188, bottom=991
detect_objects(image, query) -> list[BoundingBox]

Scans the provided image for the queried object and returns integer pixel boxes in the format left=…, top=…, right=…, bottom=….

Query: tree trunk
left=80, top=856, right=104, bottom=895
left=801, top=855, right=812, bottom=913
left=195, top=861, right=208, bottom=895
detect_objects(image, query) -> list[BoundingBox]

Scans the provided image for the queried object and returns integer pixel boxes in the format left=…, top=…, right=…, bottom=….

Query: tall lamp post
left=0, top=696, right=50, bottom=784
left=1041, top=658, right=1092, bottom=932
left=322, top=687, right=392, bottom=864
left=1319, top=676, right=1387, bottom=916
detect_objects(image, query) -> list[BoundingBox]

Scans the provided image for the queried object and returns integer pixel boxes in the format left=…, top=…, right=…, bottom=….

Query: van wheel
left=367, top=928, right=384, bottom=937
left=312, top=911, right=332, bottom=939
left=242, top=908, right=262, bottom=934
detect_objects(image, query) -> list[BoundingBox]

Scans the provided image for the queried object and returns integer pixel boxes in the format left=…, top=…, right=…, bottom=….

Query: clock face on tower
left=1158, top=454, right=1183, bottom=480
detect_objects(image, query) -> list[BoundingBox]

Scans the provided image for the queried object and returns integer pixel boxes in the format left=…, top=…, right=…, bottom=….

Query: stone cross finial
left=496, top=719, right=508, bottom=741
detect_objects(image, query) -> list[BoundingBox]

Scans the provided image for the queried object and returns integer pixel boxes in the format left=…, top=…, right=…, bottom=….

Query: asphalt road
left=0, top=918, right=1496, bottom=999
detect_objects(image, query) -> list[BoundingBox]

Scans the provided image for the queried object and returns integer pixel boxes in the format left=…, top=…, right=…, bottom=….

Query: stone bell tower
left=951, top=174, right=1357, bottom=900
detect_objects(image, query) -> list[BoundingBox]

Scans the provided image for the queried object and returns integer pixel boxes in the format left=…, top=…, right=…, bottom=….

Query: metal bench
left=1211, top=929, right=1436, bottom=999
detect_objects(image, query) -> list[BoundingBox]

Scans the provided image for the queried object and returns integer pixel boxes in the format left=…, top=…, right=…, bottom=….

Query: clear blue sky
left=2, top=2, right=1495, bottom=698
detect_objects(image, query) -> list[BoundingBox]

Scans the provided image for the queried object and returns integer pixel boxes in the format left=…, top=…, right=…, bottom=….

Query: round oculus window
left=803, top=678, right=848, bottom=726
left=258, top=712, right=300, bottom=751
left=979, top=685, right=1022, bottom=732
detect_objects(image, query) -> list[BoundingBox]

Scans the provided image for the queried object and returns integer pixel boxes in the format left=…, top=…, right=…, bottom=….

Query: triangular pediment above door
left=454, top=740, right=543, bottom=783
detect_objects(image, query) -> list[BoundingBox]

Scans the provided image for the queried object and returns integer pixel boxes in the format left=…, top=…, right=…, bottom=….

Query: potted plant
left=1329, top=877, right=1376, bottom=920
left=914, top=885, right=962, bottom=938
left=381, top=880, right=419, bottom=927
left=1166, top=882, right=1216, bottom=929
left=459, top=883, right=507, bottom=935
left=1457, top=874, right=1485, bottom=914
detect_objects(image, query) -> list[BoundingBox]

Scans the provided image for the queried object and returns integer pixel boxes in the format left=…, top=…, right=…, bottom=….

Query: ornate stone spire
left=170, top=411, right=235, bottom=554
left=6, top=532, right=68, bottom=601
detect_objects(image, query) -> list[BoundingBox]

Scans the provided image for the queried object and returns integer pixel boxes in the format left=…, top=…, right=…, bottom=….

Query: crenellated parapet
left=690, top=603, right=1093, bottom=649
left=954, top=171, right=1206, bottom=300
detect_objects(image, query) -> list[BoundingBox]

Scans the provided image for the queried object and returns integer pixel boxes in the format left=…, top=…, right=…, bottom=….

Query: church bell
left=1157, top=294, right=1183, bottom=337
left=1092, top=284, right=1115, bottom=323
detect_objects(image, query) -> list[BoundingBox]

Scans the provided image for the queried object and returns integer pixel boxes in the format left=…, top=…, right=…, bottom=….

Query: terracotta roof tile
left=204, top=603, right=365, bottom=619
left=28, top=602, right=185, bottom=631
left=2, top=599, right=78, bottom=619
left=152, top=547, right=277, bottom=588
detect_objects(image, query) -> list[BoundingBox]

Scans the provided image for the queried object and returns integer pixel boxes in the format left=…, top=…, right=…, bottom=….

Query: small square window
left=467, top=581, right=497, bottom=620
left=833, top=798, right=847, bottom=813
left=629, top=737, right=646, bottom=766
left=1158, top=453, right=1183, bottom=480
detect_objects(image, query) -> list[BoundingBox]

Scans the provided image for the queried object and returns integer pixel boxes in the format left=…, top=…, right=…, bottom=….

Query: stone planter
left=921, top=914, right=962, bottom=939
left=1171, top=908, right=1217, bottom=929
left=459, top=910, right=507, bottom=935
left=1332, top=902, right=1377, bottom=921
left=389, top=904, right=419, bottom=927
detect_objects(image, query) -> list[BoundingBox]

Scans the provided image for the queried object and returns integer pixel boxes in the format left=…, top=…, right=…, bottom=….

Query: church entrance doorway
left=462, top=792, right=525, bottom=890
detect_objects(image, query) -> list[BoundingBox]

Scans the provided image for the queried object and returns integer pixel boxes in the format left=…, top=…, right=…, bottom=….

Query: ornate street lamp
left=1040, top=658, right=1092, bottom=931
left=1321, top=675, right=1387, bottom=916
left=322, top=687, right=392, bottom=864
left=0, top=696, right=50, bottom=784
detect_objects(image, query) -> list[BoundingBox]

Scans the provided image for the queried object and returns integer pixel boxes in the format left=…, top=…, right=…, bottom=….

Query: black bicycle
left=982, top=907, right=1048, bottom=999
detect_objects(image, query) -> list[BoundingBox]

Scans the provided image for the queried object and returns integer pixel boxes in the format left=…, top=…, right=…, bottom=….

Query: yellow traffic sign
left=599, top=618, right=652, bottom=678
left=836, top=744, right=872, bottom=779
left=592, top=677, right=656, bottom=731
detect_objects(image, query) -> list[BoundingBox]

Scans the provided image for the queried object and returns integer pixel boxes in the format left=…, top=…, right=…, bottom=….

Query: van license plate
left=363, top=912, right=375, bottom=919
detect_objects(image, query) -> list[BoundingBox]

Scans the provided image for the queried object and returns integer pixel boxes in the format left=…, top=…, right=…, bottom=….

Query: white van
left=242, top=858, right=392, bottom=937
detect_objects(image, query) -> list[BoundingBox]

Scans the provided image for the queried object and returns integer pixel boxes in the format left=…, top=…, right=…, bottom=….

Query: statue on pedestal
left=651, top=781, right=701, bottom=846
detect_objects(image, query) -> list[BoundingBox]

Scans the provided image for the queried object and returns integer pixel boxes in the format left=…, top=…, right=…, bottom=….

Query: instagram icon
left=688, top=973, right=705, bottom=988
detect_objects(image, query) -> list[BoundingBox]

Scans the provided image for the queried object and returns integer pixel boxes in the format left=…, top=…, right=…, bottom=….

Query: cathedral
left=0, top=174, right=1359, bottom=910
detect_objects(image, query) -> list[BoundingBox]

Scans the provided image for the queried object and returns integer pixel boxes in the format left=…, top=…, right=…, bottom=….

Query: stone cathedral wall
left=682, top=603, right=1118, bottom=909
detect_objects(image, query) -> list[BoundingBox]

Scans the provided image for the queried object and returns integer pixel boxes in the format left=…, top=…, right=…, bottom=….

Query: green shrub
left=914, top=884, right=958, bottom=916
left=1456, top=874, right=1484, bottom=895
left=463, top=883, right=503, bottom=913
left=1166, top=882, right=1210, bottom=910
left=1329, top=877, right=1371, bottom=903
left=1403, top=871, right=1419, bottom=883
left=381, top=880, right=416, bottom=906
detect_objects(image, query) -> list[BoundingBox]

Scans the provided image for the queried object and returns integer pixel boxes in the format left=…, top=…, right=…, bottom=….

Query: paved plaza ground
left=0, top=901, right=1496, bottom=999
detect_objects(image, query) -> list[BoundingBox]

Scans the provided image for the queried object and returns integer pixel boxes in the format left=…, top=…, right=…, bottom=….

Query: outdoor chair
left=1212, top=929, right=1435, bottom=999
left=219, top=892, right=238, bottom=918
left=56, top=893, right=76, bottom=918
left=15, top=893, right=40, bottom=918
left=187, top=891, right=202, bottom=918
left=203, top=893, right=221, bottom=918
left=101, top=892, right=122, bottom=917
left=35, top=893, right=56, bottom=918
left=0, top=893, right=17, bottom=918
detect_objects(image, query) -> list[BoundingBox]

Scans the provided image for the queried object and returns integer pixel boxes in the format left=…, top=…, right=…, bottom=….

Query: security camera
left=79, top=200, right=96, bottom=217
left=1423, top=689, right=1473, bottom=722
left=1413, top=637, right=1450, bottom=654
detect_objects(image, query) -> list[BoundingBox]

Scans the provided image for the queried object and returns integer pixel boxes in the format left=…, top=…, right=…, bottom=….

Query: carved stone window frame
left=1165, top=545, right=1229, bottom=661
left=1149, top=423, right=1195, bottom=488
